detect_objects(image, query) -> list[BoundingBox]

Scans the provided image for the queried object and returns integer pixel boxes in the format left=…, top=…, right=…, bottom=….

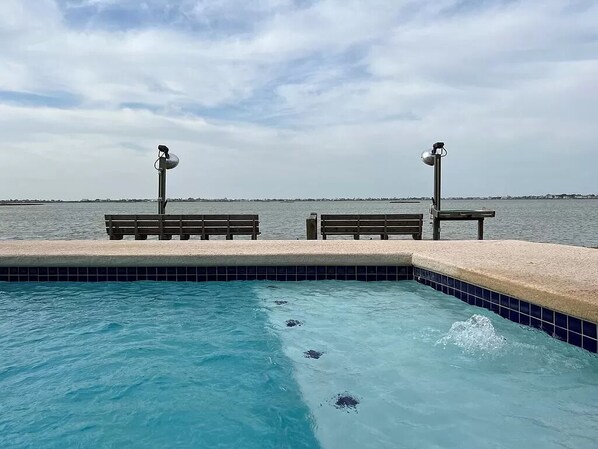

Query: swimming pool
left=1, top=280, right=597, bottom=448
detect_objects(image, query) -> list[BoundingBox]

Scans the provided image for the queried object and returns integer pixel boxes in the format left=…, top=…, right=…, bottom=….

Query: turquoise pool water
left=1, top=281, right=597, bottom=448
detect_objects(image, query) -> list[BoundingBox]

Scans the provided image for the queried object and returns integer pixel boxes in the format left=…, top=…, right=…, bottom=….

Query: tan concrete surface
left=0, top=240, right=596, bottom=322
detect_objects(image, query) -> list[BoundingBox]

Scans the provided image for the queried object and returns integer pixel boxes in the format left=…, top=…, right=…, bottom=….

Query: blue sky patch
left=0, top=90, right=82, bottom=109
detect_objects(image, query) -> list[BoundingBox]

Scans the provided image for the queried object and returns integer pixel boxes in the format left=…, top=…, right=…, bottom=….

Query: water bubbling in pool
left=436, top=314, right=506, bottom=352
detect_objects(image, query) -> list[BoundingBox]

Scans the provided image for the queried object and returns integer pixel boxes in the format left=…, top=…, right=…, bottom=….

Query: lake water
left=0, top=200, right=596, bottom=247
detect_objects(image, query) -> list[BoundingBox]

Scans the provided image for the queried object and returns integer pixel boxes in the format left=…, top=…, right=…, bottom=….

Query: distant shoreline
left=0, top=203, right=43, bottom=206
left=1, top=196, right=596, bottom=205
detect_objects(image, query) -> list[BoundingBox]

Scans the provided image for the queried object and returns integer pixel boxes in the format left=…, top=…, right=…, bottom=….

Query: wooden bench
left=321, top=214, right=423, bottom=240
left=105, top=214, right=260, bottom=240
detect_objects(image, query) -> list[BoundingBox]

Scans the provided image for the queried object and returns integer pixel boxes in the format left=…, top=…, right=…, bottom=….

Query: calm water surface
left=0, top=200, right=596, bottom=247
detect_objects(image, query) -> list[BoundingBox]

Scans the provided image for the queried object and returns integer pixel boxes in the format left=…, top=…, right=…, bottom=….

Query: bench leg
left=109, top=235, right=123, bottom=240
left=134, top=235, right=147, bottom=240
left=477, top=219, right=484, bottom=240
left=412, top=233, right=422, bottom=240
left=354, top=235, right=360, bottom=240
left=180, top=235, right=190, bottom=240
left=226, top=234, right=233, bottom=240
left=322, top=234, right=327, bottom=240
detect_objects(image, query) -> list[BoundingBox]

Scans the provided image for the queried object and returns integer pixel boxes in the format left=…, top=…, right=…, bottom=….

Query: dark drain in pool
left=266, top=285, right=279, bottom=289
left=304, top=350, right=323, bottom=359
left=334, top=394, right=359, bottom=410
left=274, top=300, right=288, bottom=305
left=286, top=319, right=303, bottom=327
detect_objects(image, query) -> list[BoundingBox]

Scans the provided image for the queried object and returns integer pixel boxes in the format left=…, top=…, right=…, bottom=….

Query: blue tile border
left=413, top=267, right=598, bottom=354
left=0, top=265, right=413, bottom=283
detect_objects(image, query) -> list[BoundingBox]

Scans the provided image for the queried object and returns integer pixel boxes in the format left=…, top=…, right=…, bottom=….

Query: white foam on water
left=436, top=314, right=506, bottom=353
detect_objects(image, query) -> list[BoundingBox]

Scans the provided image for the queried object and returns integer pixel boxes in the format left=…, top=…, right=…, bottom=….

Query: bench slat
left=106, top=220, right=258, bottom=227
left=323, top=226, right=422, bottom=234
left=322, top=220, right=421, bottom=227
left=105, top=214, right=258, bottom=220
left=321, top=214, right=423, bottom=220
left=107, top=226, right=257, bottom=231
left=112, top=227, right=258, bottom=235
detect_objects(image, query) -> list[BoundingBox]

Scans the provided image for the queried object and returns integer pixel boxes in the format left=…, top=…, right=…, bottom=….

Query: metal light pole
left=421, top=141, right=446, bottom=240
left=155, top=144, right=179, bottom=214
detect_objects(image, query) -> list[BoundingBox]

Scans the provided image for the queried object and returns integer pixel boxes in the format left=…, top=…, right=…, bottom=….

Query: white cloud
left=0, top=0, right=596, bottom=199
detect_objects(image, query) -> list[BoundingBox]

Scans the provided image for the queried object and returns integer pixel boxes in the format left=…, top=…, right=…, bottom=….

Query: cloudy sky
left=1, top=0, right=596, bottom=200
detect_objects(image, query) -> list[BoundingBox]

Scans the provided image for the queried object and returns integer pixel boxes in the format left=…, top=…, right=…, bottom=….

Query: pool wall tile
left=583, top=337, right=597, bottom=353
left=542, top=309, right=554, bottom=324
left=583, top=321, right=597, bottom=339
left=414, top=268, right=598, bottom=353
left=569, top=317, right=582, bottom=334
left=2, top=265, right=418, bottom=284
left=569, top=332, right=582, bottom=347
left=554, top=326, right=567, bottom=341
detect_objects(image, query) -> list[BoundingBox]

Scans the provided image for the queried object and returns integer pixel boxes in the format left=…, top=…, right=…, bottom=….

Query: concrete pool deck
left=0, top=239, right=596, bottom=323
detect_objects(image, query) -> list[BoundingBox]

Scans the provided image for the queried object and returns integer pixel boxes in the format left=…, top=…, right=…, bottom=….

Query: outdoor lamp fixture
left=421, top=141, right=447, bottom=240
left=154, top=144, right=179, bottom=214
left=420, top=142, right=495, bottom=241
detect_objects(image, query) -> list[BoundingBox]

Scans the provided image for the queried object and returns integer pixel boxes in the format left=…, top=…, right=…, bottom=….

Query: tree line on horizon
left=1, top=193, right=597, bottom=204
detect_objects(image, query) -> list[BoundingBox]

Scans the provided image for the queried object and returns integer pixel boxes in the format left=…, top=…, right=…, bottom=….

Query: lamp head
left=157, top=144, right=179, bottom=169
left=164, top=153, right=179, bottom=169
left=421, top=141, right=446, bottom=165
left=421, top=150, right=435, bottom=166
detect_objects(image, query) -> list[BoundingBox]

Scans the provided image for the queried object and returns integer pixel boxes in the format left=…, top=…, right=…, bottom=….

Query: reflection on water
left=0, top=199, right=596, bottom=247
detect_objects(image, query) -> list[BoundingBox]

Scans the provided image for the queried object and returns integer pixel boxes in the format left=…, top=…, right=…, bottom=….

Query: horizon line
left=1, top=193, right=597, bottom=203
